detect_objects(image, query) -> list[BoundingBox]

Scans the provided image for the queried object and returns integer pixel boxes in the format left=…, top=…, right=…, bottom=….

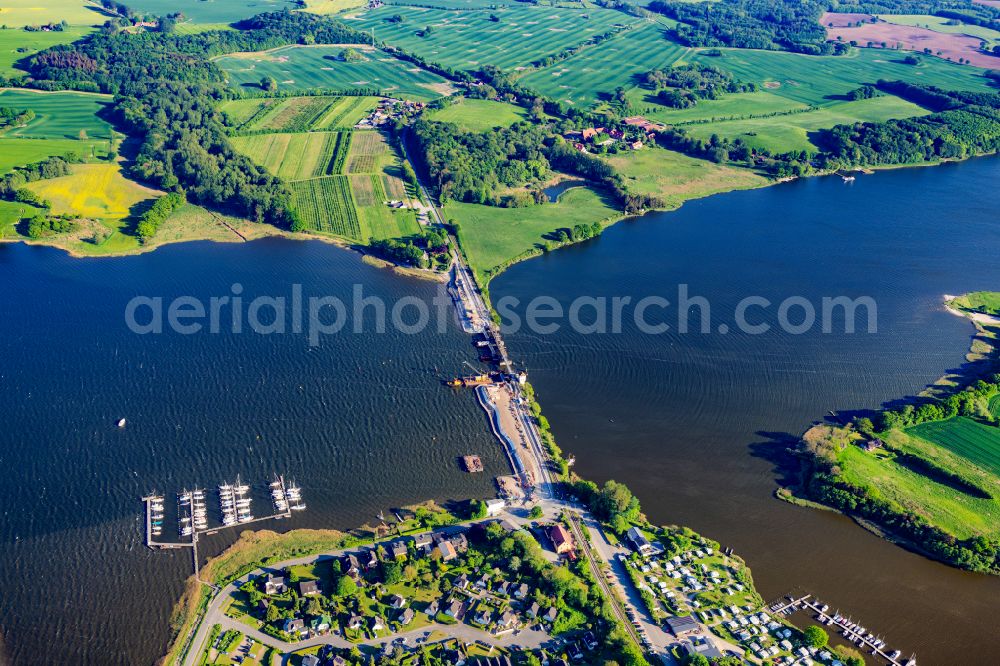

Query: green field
left=342, top=4, right=639, bottom=72
left=0, top=89, right=113, bottom=140
left=230, top=131, right=346, bottom=180
left=519, top=22, right=688, bottom=107
left=691, top=47, right=995, bottom=107
left=0, top=137, right=107, bottom=173
left=631, top=90, right=809, bottom=125
left=0, top=26, right=93, bottom=75
left=26, top=162, right=158, bottom=219
left=123, top=0, right=297, bottom=24
left=425, top=98, right=528, bottom=131
left=950, top=291, right=1000, bottom=315
left=449, top=186, right=620, bottom=277
left=216, top=46, right=453, bottom=101
left=0, top=0, right=109, bottom=27
left=291, top=175, right=362, bottom=237
left=605, top=147, right=767, bottom=209
left=908, top=417, right=1000, bottom=478
left=680, top=94, right=930, bottom=153
left=881, top=14, right=1000, bottom=47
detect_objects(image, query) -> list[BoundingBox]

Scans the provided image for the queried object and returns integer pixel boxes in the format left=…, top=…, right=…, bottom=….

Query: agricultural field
left=908, top=417, right=1000, bottom=478
left=604, top=147, right=767, bottom=210
left=449, top=186, right=620, bottom=277
left=0, top=26, right=93, bottom=76
left=950, top=291, right=1000, bottom=315
left=224, top=95, right=380, bottom=133
left=122, top=0, right=298, bottom=24
left=680, top=94, right=930, bottom=153
left=519, top=22, right=688, bottom=107
left=0, top=89, right=113, bottom=140
left=229, top=131, right=347, bottom=180
left=0, top=0, right=109, bottom=27
left=342, top=4, right=639, bottom=72
left=25, top=163, right=159, bottom=219
left=0, top=138, right=107, bottom=173
left=821, top=13, right=1000, bottom=69
left=171, top=22, right=235, bottom=35
left=689, top=47, right=996, bottom=108
left=302, top=0, right=366, bottom=15
left=425, top=98, right=529, bottom=131
left=629, top=90, right=809, bottom=125
left=291, top=175, right=363, bottom=238
left=216, top=46, right=453, bottom=101
left=879, top=14, right=1000, bottom=47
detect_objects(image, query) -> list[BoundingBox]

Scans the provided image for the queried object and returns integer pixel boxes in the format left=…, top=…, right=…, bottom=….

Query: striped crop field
left=312, top=96, right=379, bottom=130
left=0, top=89, right=112, bottom=140
left=908, top=417, right=1000, bottom=478
left=216, top=46, right=453, bottom=101
left=220, top=98, right=279, bottom=130
left=229, top=132, right=346, bottom=180
left=519, top=21, right=688, bottom=107
left=251, top=96, right=338, bottom=133
left=342, top=4, right=638, bottom=72
left=291, top=176, right=362, bottom=238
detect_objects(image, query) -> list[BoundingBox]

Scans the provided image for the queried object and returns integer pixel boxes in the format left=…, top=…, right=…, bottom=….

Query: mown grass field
left=0, top=26, right=93, bottom=75
left=26, top=163, right=158, bottom=219
left=449, top=186, right=620, bottom=277
left=880, top=14, right=1000, bottom=47
left=605, top=147, right=767, bottom=209
left=689, top=47, right=995, bottom=107
left=342, top=4, right=638, bottom=72
left=951, top=291, right=1000, bottom=315
left=839, top=440, right=1000, bottom=540
left=0, top=137, right=107, bottom=173
left=122, top=0, right=297, bottom=24
left=216, top=46, right=453, bottom=101
left=425, top=98, right=528, bottom=131
left=0, top=89, right=113, bottom=140
left=631, top=90, right=809, bottom=125
left=230, top=131, right=346, bottom=180
left=0, top=0, right=109, bottom=27
left=519, top=21, right=687, bottom=107
left=681, top=94, right=930, bottom=153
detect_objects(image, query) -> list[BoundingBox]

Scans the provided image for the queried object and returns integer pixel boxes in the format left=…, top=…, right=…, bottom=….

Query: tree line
left=642, top=63, right=758, bottom=109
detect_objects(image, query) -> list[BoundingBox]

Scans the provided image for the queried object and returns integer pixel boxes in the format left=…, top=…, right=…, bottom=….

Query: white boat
left=239, top=514, right=254, bottom=523
left=291, top=503, right=306, bottom=511
left=117, top=418, right=127, bottom=428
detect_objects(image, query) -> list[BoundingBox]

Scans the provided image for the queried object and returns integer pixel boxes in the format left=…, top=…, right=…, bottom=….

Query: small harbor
left=771, top=595, right=916, bottom=666
left=142, top=476, right=305, bottom=575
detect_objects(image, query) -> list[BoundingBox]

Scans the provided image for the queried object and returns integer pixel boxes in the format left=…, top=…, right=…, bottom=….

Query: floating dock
left=461, top=455, right=484, bottom=473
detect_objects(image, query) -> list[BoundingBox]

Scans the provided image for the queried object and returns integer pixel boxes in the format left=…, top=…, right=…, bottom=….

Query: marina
left=770, top=595, right=916, bottom=666
left=142, top=476, right=303, bottom=575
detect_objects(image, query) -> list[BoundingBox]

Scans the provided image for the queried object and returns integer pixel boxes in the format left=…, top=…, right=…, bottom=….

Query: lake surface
left=492, top=157, right=1000, bottom=664
left=0, top=239, right=503, bottom=665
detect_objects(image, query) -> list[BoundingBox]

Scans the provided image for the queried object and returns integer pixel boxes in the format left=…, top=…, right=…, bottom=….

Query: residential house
left=609, top=129, right=624, bottom=140
left=438, top=540, right=457, bottom=561
left=370, top=616, right=385, bottom=632
left=475, top=608, right=492, bottom=625
left=497, top=610, right=518, bottom=630
left=302, top=656, right=321, bottom=666
left=543, top=607, right=558, bottom=623
left=389, top=594, right=407, bottom=609
left=454, top=574, right=470, bottom=590
left=514, top=583, right=529, bottom=599
left=399, top=607, right=415, bottom=625
left=445, top=600, right=463, bottom=618
left=283, top=618, right=305, bottom=634
left=310, top=614, right=332, bottom=633
left=494, top=581, right=510, bottom=596
left=630, top=140, right=644, bottom=150
left=413, top=533, right=434, bottom=553
left=341, top=553, right=361, bottom=577
left=475, top=574, right=490, bottom=589
left=390, top=540, right=409, bottom=559
left=347, top=615, right=364, bottom=630
left=363, top=549, right=379, bottom=570
left=263, top=574, right=286, bottom=595
left=449, top=533, right=469, bottom=552
left=425, top=599, right=440, bottom=616
left=547, top=524, right=575, bottom=556
left=526, top=602, right=539, bottom=619
left=627, top=526, right=653, bottom=555
left=298, top=580, right=320, bottom=596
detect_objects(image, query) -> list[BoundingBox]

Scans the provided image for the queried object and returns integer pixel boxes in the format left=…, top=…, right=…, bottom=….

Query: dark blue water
left=492, top=157, right=1000, bottom=664
left=0, top=239, right=502, bottom=665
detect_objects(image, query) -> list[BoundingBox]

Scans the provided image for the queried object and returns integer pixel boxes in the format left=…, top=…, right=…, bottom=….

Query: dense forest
left=820, top=81, right=1000, bottom=166
left=21, top=12, right=372, bottom=228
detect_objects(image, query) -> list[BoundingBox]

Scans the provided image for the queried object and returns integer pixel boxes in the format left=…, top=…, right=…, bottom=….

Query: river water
left=0, top=239, right=503, bottom=664
left=492, top=157, right=1000, bottom=664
